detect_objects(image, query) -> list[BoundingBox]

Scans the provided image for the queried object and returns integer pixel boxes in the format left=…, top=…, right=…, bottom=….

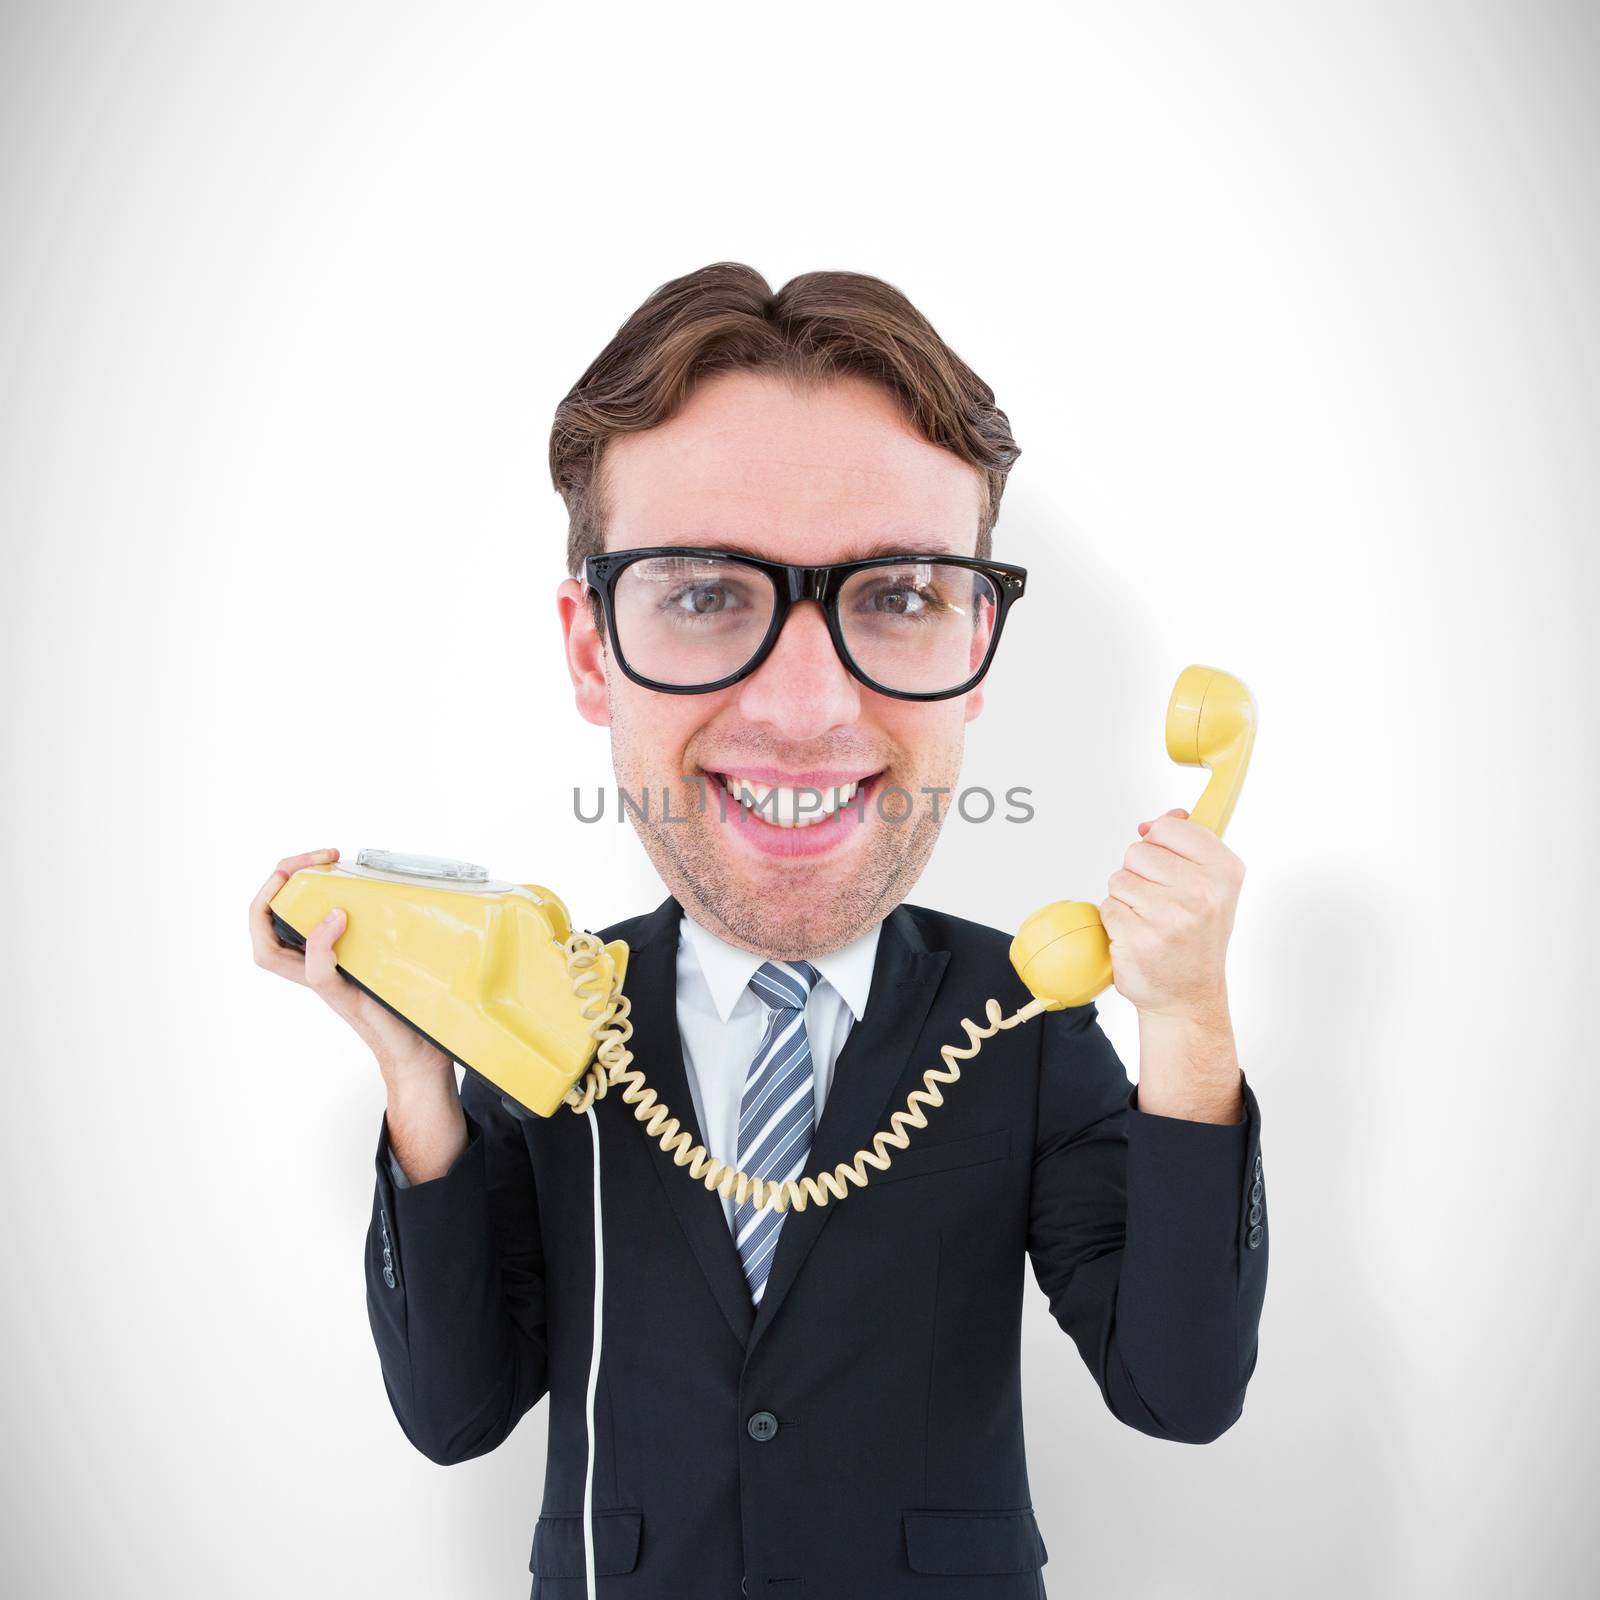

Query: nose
left=735, top=601, right=861, bottom=739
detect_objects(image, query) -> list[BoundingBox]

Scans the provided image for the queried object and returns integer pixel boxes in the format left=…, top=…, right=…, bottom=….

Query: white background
left=3, top=2, right=1596, bottom=1595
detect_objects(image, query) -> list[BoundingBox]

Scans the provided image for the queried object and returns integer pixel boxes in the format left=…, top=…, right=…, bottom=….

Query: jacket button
left=747, top=1410, right=779, bottom=1441
left=1251, top=1178, right=1264, bottom=1204
left=1254, top=1153, right=1263, bottom=1179
left=383, top=1266, right=396, bottom=1287
left=741, top=1579, right=748, bottom=1595
left=1247, top=1223, right=1263, bottom=1249
left=1249, top=1201, right=1263, bottom=1224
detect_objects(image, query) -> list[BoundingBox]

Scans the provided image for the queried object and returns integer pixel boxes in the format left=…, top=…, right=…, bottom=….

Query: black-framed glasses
left=581, top=546, right=1027, bottom=701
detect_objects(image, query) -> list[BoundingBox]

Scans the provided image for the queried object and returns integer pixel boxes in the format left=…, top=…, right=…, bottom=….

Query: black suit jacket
left=366, top=896, right=1269, bottom=1598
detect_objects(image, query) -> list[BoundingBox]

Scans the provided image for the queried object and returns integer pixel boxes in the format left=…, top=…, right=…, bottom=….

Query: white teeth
left=718, top=775, right=862, bottom=828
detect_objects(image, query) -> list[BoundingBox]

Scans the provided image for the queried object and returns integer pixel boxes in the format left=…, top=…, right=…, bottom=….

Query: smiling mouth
left=700, top=769, right=885, bottom=829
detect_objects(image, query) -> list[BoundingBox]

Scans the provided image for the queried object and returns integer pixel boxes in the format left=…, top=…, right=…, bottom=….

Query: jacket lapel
left=742, top=904, right=950, bottom=1363
left=616, top=896, right=757, bottom=1350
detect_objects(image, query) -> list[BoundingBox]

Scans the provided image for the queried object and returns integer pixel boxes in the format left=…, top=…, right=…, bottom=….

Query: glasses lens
left=836, top=562, right=999, bottom=695
left=611, top=553, right=778, bottom=687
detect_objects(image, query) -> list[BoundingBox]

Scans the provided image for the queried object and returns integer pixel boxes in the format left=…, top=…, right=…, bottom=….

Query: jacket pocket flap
left=530, top=1508, right=642, bottom=1577
left=903, top=1507, right=1048, bottom=1574
left=867, top=1127, right=1011, bottom=1187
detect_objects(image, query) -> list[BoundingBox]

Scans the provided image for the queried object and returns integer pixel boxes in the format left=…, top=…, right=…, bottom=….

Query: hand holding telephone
left=270, top=663, right=1255, bottom=1213
left=1009, top=661, right=1257, bottom=1010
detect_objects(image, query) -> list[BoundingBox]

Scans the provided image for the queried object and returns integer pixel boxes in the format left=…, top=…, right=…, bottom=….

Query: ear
left=963, top=683, right=986, bottom=724
left=557, top=578, right=612, bottom=728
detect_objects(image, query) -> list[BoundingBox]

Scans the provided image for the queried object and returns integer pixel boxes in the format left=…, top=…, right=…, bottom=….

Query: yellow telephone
left=271, top=663, right=1255, bottom=1216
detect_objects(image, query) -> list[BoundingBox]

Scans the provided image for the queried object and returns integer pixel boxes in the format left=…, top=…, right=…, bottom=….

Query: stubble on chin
left=631, top=801, right=944, bottom=961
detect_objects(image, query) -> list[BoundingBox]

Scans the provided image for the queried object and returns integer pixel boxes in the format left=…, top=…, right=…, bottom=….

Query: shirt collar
left=678, top=910, right=882, bottom=1025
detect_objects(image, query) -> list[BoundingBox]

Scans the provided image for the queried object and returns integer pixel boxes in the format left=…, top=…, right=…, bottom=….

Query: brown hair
left=549, top=262, right=1021, bottom=577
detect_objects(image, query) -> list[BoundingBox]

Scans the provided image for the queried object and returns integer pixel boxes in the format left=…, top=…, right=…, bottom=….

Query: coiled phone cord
left=558, top=930, right=1052, bottom=1215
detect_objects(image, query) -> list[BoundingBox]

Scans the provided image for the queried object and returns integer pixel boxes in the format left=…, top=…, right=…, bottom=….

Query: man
left=250, top=262, right=1268, bottom=1597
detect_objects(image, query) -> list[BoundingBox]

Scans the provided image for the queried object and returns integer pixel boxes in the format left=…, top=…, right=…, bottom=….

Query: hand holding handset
left=270, top=663, right=1256, bottom=1215
left=1009, top=662, right=1257, bottom=1010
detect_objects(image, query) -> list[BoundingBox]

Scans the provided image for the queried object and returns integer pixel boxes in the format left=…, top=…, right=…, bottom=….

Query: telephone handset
left=270, top=663, right=1256, bottom=1216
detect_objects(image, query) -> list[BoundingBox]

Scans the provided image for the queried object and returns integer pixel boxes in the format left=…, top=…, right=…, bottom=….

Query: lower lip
left=707, top=773, right=883, bottom=859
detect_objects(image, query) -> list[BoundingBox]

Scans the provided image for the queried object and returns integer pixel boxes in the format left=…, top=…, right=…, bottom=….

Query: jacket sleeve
left=365, top=1063, right=550, bottom=1465
left=1026, top=1001, right=1267, bottom=1444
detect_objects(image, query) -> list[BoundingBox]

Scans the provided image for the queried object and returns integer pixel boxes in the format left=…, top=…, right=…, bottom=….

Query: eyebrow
left=676, top=535, right=969, bottom=562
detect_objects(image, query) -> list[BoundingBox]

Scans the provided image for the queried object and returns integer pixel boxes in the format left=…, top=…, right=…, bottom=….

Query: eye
left=668, top=582, right=736, bottom=615
left=855, top=578, right=946, bottom=618
left=874, top=585, right=924, bottom=615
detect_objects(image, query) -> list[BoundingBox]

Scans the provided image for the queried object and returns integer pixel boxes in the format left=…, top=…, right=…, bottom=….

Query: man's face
left=557, top=369, right=989, bottom=959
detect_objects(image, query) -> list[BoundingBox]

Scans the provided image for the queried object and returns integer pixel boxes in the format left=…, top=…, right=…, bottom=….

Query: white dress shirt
left=676, top=912, right=881, bottom=1233
left=388, top=911, right=883, bottom=1231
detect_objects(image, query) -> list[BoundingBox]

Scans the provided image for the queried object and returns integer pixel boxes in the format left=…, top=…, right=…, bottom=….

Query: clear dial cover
left=354, top=848, right=489, bottom=883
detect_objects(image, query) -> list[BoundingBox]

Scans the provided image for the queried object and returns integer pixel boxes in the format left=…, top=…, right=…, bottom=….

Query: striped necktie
left=733, top=960, right=821, bottom=1305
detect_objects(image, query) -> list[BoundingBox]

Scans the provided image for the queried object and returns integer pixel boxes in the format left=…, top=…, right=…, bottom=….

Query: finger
left=249, top=847, right=340, bottom=969
left=1137, top=810, right=1223, bottom=867
left=253, top=939, right=312, bottom=985
left=1136, top=807, right=1188, bottom=837
left=250, top=847, right=341, bottom=927
left=1098, top=894, right=1137, bottom=931
left=1105, top=867, right=1155, bottom=915
left=276, top=844, right=341, bottom=875
left=1121, top=837, right=1196, bottom=888
left=1126, top=845, right=1217, bottom=917
left=301, top=906, right=349, bottom=999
